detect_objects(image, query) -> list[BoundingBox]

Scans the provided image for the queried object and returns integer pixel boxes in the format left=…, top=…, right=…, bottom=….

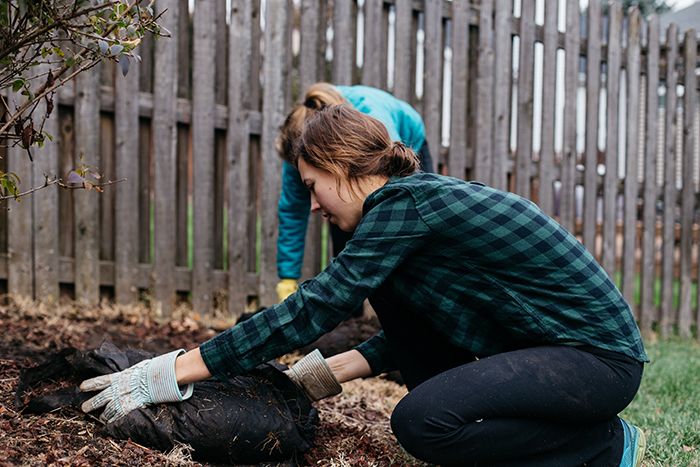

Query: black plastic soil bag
left=16, top=342, right=318, bottom=465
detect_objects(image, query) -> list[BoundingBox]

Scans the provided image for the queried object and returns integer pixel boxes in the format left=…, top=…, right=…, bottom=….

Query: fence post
left=475, top=0, right=494, bottom=183
left=492, top=0, right=512, bottom=191
left=515, top=0, right=535, bottom=198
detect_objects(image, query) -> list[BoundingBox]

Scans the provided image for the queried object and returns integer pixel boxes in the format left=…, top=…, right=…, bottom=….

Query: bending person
left=82, top=105, right=647, bottom=467
left=275, top=82, right=434, bottom=302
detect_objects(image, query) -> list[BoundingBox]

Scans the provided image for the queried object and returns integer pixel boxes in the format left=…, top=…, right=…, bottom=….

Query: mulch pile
left=0, top=296, right=427, bottom=467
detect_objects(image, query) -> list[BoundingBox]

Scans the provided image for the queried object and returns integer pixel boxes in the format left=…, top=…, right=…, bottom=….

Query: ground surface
left=0, top=296, right=426, bottom=467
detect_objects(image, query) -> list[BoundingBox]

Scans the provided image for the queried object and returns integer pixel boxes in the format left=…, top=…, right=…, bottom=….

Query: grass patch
left=621, top=339, right=700, bottom=466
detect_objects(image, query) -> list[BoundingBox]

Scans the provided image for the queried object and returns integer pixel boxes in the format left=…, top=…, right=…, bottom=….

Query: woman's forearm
left=326, top=349, right=373, bottom=383
left=175, top=348, right=212, bottom=384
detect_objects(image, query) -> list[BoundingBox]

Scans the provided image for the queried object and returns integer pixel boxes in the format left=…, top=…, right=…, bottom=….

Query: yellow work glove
left=276, top=278, right=298, bottom=302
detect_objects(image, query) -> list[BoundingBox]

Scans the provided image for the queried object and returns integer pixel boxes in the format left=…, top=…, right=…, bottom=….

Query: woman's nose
left=310, top=195, right=320, bottom=212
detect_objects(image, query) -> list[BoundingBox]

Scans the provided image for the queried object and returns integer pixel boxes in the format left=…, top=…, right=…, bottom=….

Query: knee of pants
left=391, top=394, right=453, bottom=462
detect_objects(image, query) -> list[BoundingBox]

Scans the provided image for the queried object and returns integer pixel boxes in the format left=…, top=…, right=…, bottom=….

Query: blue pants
left=370, top=293, right=643, bottom=466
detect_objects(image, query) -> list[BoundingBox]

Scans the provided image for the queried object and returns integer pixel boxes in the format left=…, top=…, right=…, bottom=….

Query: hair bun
left=387, top=141, right=419, bottom=176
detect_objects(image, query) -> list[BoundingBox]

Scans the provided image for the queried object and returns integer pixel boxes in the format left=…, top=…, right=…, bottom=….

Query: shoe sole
left=634, top=427, right=647, bottom=467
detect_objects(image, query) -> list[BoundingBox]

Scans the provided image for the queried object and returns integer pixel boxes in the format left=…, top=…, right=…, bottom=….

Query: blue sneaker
left=619, top=418, right=646, bottom=467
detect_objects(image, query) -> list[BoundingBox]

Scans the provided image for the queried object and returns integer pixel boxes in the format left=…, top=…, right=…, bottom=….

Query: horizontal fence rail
left=1, top=0, right=700, bottom=338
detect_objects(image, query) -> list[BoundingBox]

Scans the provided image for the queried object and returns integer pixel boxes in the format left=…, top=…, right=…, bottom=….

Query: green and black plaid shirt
left=200, top=173, right=647, bottom=378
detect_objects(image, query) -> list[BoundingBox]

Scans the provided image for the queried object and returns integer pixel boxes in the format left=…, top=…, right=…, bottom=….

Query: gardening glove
left=276, top=278, right=298, bottom=302
left=284, top=349, right=342, bottom=401
left=79, top=349, right=194, bottom=424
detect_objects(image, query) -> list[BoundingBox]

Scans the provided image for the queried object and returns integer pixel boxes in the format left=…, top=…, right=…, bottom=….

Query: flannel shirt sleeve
left=199, top=186, right=431, bottom=379
left=354, top=330, right=395, bottom=375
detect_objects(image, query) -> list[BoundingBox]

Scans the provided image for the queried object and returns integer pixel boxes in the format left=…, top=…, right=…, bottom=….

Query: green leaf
left=109, top=44, right=124, bottom=56
left=12, top=78, right=25, bottom=92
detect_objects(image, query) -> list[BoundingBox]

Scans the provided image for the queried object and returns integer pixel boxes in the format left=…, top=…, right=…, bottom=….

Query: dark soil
left=0, top=297, right=423, bottom=467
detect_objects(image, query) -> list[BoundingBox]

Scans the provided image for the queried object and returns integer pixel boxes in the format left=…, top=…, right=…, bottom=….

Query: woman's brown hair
left=275, top=82, right=345, bottom=164
left=297, top=105, right=418, bottom=199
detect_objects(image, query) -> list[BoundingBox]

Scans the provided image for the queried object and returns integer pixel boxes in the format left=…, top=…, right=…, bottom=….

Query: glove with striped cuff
left=79, top=349, right=194, bottom=424
left=284, top=349, right=342, bottom=401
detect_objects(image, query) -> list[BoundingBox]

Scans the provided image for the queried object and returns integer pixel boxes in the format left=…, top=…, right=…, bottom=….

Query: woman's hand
left=80, top=349, right=194, bottom=424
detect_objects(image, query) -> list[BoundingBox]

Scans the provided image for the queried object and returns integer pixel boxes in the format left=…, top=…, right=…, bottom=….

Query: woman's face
left=297, top=158, right=365, bottom=232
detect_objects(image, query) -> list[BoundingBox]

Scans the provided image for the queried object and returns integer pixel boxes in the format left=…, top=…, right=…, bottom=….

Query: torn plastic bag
left=16, top=342, right=318, bottom=465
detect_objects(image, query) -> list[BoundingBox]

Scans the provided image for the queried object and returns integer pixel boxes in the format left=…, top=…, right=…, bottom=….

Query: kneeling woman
left=82, top=105, right=648, bottom=467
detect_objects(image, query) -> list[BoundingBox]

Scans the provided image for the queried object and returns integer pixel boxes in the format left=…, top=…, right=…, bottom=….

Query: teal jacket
left=277, top=85, right=427, bottom=280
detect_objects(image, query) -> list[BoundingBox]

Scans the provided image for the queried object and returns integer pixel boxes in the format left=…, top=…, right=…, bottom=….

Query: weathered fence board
left=678, top=30, right=696, bottom=338
left=660, top=24, right=678, bottom=338
left=152, top=0, right=179, bottom=318
left=622, top=9, right=642, bottom=308
left=423, top=0, right=443, bottom=166
left=538, top=0, right=558, bottom=217
left=114, top=51, right=140, bottom=304
left=583, top=0, right=602, bottom=252
left=601, top=3, right=621, bottom=277
left=74, top=66, right=101, bottom=305
left=492, top=0, right=512, bottom=191
left=333, top=0, right=354, bottom=85
left=448, top=0, right=469, bottom=180
left=393, top=0, right=414, bottom=103
left=474, top=0, right=493, bottom=183
left=559, top=0, right=580, bottom=233
left=641, top=16, right=661, bottom=334
left=192, top=0, right=216, bottom=315
left=259, top=0, right=289, bottom=306
left=514, top=0, right=535, bottom=198
left=33, top=65, right=60, bottom=303
left=227, top=0, right=254, bottom=317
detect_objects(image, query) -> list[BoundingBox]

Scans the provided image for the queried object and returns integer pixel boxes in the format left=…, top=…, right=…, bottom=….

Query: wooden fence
left=1, top=0, right=699, bottom=337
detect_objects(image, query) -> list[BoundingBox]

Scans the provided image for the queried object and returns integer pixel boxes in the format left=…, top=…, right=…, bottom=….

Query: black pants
left=369, top=294, right=643, bottom=467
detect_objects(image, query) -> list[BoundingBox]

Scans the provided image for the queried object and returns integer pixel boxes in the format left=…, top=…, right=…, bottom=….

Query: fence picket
left=300, top=0, right=324, bottom=279
left=560, top=0, right=580, bottom=232
left=538, top=0, right=558, bottom=216
left=515, top=1, right=535, bottom=198
left=259, top=0, right=289, bottom=306
left=333, top=0, right=354, bottom=85
left=641, top=16, right=661, bottom=333
left=152, top=0, right=179, bottom=318
left=660, top=23, right=678, bottom=337
left=192, top=0, right=216, bottom=315
left=33, top=65, right=60, bottom=303
left=393, top=0, right=414, bottom=103
left=678, top=30, right=696, bottom=338
left=114, top=52, right=140, bottom=304
left=6, top=96, right=33, bottom=298
left=601, top=3, right=622, bottom=277
left=474, top=0, right=493, bottom=183
left=227, top=0, right=253, bottom=316
left=423, top=0, right=443, bottom=167
left=363, top=0, right=383, bottom=88
left=492, top=0, right=512, bottom=191
left=622, top=8, right=641, bottom=309
left=73, top=66, right=100, bottom=305
left=448, top=0, right=469, bottom=179
left=583, top=0, right=602, bottom=253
